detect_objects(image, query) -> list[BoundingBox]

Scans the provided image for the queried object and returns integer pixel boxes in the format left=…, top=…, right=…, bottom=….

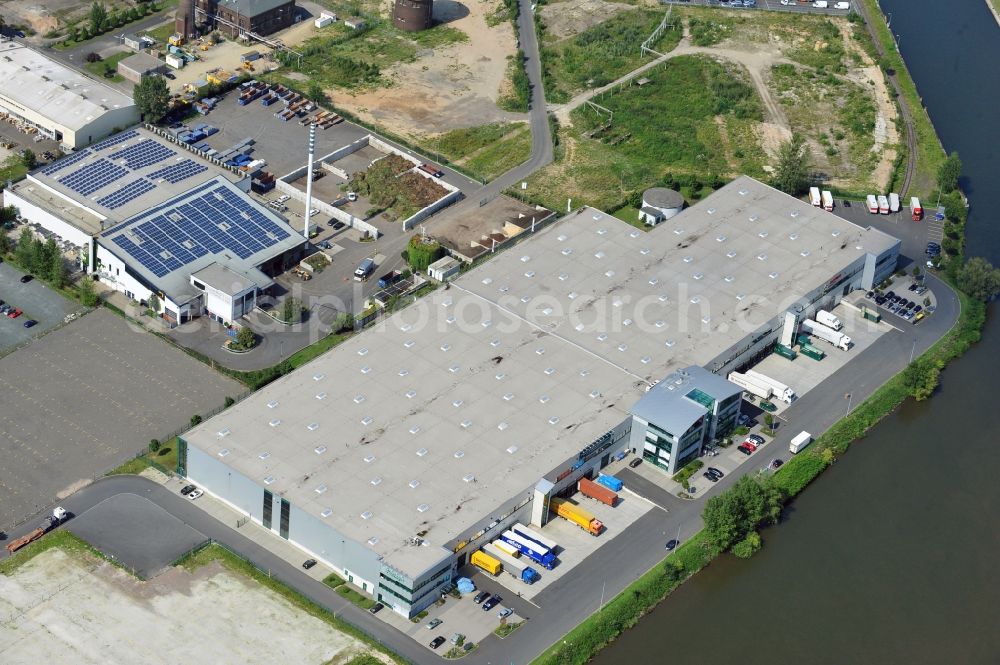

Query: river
left=594, top=1, right=1000, bottom=663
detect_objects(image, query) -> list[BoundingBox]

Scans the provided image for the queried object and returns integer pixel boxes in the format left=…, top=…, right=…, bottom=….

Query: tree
left=78, top=276, right=99, bottom=306
left=190, top=414, right=202, bottom=427
left=307, top=80, right=326, bottom=103
left=133, top=75, right=170, bottom=123
left=236, top=326, right=255, bottom=349
left=67, top=25, right=79, bottom=43
left=912, top=265, right=922, bottom=278
left=731, top=531, right=762, bottom=559
left=149, top=439, right=161, bottom=453
left=405, top=236, right=443, bottom=273
left=30, top=237, right=45, bottom=273
left=0, top=231, right=11, bottom=256
left=281, top=297, right=302, bottom=323
left=937, top=151, right=962, bottom=193
left=45, top=239, right=66, bottom=286
left=89, top=1, right=107, bottom=35
left=763, top=413, right=774, bottom=435
left=147, top=292, right=160, bottom=313
left=702, top=476, right=782, bottom=554
left=956, top=256, right=1000, bottom=302
left=771, top=133, right=811, bottom=196
left=333, top=310, right=354, bottom=333
left=21, top=149, right=36, bottom=170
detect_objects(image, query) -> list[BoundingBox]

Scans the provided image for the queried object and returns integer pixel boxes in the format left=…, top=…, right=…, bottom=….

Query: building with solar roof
left=0, top=41, right=138, bottom=150
left=175, top=176, right=899, bottom=618
left=4, top=126, right=306, bottom=325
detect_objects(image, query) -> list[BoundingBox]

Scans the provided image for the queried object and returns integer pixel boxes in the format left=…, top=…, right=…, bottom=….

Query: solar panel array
left=148, top=159, right=209, bottom=184
left=60, top=158, right=129, bottom=198
left=109, top=182, right=293, bottom=278
left=108, top=139, right=175, bottom=170
left=40, top=148, right=91, bottom=176
left=96, top=178, right=157, bottom=210
left=89, top=129, right=140, bottom=153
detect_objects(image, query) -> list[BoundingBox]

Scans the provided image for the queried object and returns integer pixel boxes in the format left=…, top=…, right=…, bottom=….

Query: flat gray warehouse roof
left=183, top=176, right=899, bottom=576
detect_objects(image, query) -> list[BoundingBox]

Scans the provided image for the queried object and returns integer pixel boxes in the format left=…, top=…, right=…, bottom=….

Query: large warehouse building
left=178, top=176, right=900, bottom=618
left=4, top=126, right=306, bottom=324
left=0, top=40, right=138, bottom=150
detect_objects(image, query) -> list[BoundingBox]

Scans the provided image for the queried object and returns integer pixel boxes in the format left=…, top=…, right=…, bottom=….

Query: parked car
left=664, top=539, right=679, bottom=551
left=369, top=603, right=384, bottom=614
left=498, top=607, right=513, bottom=619
left=746, top=434, right=765, bottom=446
left=707, top=467, right=724, bottom=478
left=737, top=413, right=751, bottom=426
left=332, top=220, right=346, bottom=230
left=429, top=636, right=446, bottom=649
left=737, top=444, right=753, bottom=455
left=474, top=591, right=490, bottom=605
left=19, top=274, right=33, bottom=283
left=759, top=401, right=777, bottom=412
left=482, top=595, right=502, bottom=611
left=302, top=559, right=317, bottom=570
left=180, top=484, right=196, bottom=495
left=703, top=471, right=719, bottom=483
left=770, top=458, right=784, bottom=469
left=629, top=457, right=643, bottom=468
left=742, top=441, right=758, bottom=452
left=450, top=633, right=465, bottom=645
left=427, top=618, right=443, bottom=630
left=23, top=318, right=37, bottom=328
left=187, top=489, right=203, bottom=500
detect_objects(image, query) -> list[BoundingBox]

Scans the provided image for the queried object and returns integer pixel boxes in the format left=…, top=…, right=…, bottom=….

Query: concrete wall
left=276, top=157, right=381, bottom=238
left=2, top=187, right=93, bottom=248
left=401, top=179, right=462, bottom=231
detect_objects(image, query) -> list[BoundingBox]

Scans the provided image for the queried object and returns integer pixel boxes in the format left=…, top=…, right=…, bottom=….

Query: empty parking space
left=0, top=308, right=242, bottom=529
left=0, top=261, right=84, bottom=355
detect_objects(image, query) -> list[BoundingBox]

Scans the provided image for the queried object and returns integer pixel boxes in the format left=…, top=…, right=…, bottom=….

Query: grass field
left=541, top=9, right=684, bottom=103
left=461, top=125, right=532, bottom=181
left=429, top=123, right=524, bottom=161
left=526, top=54, right=760, bottom=211
left=0, top=155, right=29, bottom=186
left=84, top=51, right=131, bottom=83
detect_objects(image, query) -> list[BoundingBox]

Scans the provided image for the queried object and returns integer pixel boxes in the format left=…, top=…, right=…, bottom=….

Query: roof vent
left=409, top=425, right=421, bottom=435
left=506, top=445, right=518, bottom=454
left=727, top=251, right=737, bottom=259
left=361, top=511, right=373, bottom=520
left=364, top=454, right=376, bottom=463
left=539, top=395, right=550, bottom=403
left=524, top=271, right=535, bottom=278
left=267, top=400, right=278, bottom=409
left=218, top=428, right=231, bottom=437
left=354, top=394, right=366, bottom=404
left=218, top=448, right=230, bottom=457
left=417, top=504, right=430, bottom=513
left=315, top=484, right=327, bottom=494
left=655, top=320, right=666, bottom=328
left=789, top=233, right=799, bottom=240
left=416, top=448, right=429, bottom=457
left=259, top=451, right=271, bottom=460
left=367, top=537, right=379, bottom=545
left=399, top=368, right=410, bottom=377
left=453, top=399, right=464, bottom=407
left=361, top=416, right=373, bottom=426
left=521, top=254, right=531, bottom=262
left=313, top=373, right=325, bottom=381
left=406, top=390, right=417, bottom=399
left=263, top=475, right=275, bottom=485
left=316, top=392, right=327, bottom=400
left=440, top=343, right=451, bottom=352
left=504, top=393, right=514, bottom=401
left=544, top=367, right=555, bottom=375
left=482, top=277, right=493, bottom=285
left=307, top=423, right=320, bottom=431
left=404, top=340, right=415, bottom=348
left=725, top=275, right=735, bottom=283
left=409, top=479, right=421, bottom=489
left=268, top=419, right=281, bottom=427
left=454, top=450, right=465, bottom=459
left=357, top=348, right=369, bottom=356
left=640, top=248, right=651, bottom=256
left=461, top=420, right=473, bottom=429
left=315, top=446, right=327, bottom=454
left=801, top=250, right=811, bottom=257
left=665, top=340, right=676, bottom=348
left=322, top=509, right=333, bottom=518
left=371, top=476, right=382, bottom=486
left=463, top=474, right=476, bottom=483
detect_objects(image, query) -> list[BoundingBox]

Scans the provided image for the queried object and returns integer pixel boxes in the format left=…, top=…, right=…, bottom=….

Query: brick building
left=194, top=0, right=296, bottom=37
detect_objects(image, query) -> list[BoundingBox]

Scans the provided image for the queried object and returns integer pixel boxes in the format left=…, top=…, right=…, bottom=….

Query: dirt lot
left=0, top=548, right=389, bottom=665
left=338, top=0, right=522, bottom=139
left=539, top=0, right=653, bottom=40
left=0, top=0, right=73, bottom=35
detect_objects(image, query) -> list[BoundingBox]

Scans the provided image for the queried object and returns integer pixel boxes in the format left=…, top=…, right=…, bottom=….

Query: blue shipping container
left=597, top=474, right=623, bottom=492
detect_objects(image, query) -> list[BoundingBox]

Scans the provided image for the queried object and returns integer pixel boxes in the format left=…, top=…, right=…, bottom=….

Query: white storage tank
left=638, top=187, right=684, bottom=226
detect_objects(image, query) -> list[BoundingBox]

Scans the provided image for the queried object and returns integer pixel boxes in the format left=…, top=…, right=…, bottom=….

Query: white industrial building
left=176, top=176, right=900, bottom=618
left=4, top=126, right=306, bottom=324
left=0, top=40, right=138, bottom=150
left=638, top=187, right=684, bottom=226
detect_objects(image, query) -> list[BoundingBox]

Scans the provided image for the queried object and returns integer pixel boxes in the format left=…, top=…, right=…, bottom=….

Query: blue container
left=597, top=474, right=623, bottom=492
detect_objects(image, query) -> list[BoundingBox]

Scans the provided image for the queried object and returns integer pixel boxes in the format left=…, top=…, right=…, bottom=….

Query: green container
left=861, top=306, right=881, bottom=323
left=796, top=334, right=812, bottom=347
left=774, top=344, right=797, bottom=360
left=801, top=344, right=825, bottom=361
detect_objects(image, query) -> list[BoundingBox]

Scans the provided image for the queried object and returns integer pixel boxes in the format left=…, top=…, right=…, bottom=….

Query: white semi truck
left=809, top=187, right=822, bottom=207
left=821, top=190, right=834, bottom=212
left=744, top=369, right=796, bottom=403
left=789, top=431, right=813, bottom=454
left=801, top=319, right=852, bottom=351
left=816, top=310, right=843, bottom=330
left=727, top=371, right=774, bottom=400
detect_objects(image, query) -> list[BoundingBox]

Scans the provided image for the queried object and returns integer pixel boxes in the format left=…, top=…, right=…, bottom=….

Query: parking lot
left=0, top=261, right=84, bottom=355
left=661, top=0, right=855, bottom=14
left=0, top=308, right=242, bottom=530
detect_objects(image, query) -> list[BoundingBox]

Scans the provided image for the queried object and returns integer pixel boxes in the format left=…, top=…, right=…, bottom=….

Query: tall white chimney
left=303, top=123, right=316, bottom=240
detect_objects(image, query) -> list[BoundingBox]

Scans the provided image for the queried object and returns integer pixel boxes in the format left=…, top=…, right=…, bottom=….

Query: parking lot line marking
left=621, top=486, right=669, bottom=513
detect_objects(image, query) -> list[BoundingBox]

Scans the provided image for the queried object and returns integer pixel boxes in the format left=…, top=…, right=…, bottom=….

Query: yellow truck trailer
left=550, top=497, right=603, bottom=536
left=471, top=550, right=502, bottom=576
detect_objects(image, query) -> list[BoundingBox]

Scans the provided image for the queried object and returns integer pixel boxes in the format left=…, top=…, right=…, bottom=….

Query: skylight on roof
left=259, top=451, right=270, bottom=460
left=727, top=251, right=737, bottom=258
left=562, top=248, right=573, bottom=256
left=549, top=416, right=560, bottom=425
left=605, top=270, right=615, bottom=278
left=263, top=475, right=274, bottom=485
left=545, top=367, right=555, bottom=375
left=218, top=448, right=230, bottom=457
left=315, top=484, right=327, bottom=494
left=267, top=400, right=278, bottom=409
left=789, top=233, right=799, bottom=240
left=218, top=428, right=231, bottom=437
left=322, top=509, right=333, bottom=518
left=580, top=369, right=591, bottom=377
left=490, top=339, right=500, bottom=347
left=410, top=425, right=421, bottom=435
left=354, top=394, right=365, bottom=403
left=655, top=320, right=665, bottom=328
left=416, top=448, right=428, bottom=457
left=757, top=254, right=768, bottom=261
left=417, top=504, right=430, bottom=513
left=313, top=373, right=325, bottom=381
left=482, top=277, right=493, bottom=285
left=498, top=422, right=509, bottom=431
left=371, top=476, right=382, bottom=486
left=758, top=231, right=769, bottom=239
left=315, top=446, right=327, bottom=454
left=725, top=275, right=735, bottom=283
left=399, top=368, right=409, bottom=377
left=361, top=416, right=373, bottom=426
left=769, top=272, right=779, bottom=279
left=524, top=271, right=535, bottom=278
left=361, top=511, right=373, bottom=520
left=453, top=399, right=464, bottom=407
left=749, top=215, right=758, bottom=222
left=440, top=343, right=451, bottom=351
left=801, top=250, right=811, bottom=257
left=454, top=450, right=465, bottom=459
left=404, top=340, right=415, bottom=348
left=597, top=227, right=608, bottom=235
left=360, top=366, right=371, bottom=374
left=463, top=474, right=476, bottom=483
left=506, top=446, right=518, bottom=454
left=707, top=208, right=716, bottom=215
left=367, top=536, right=378, bottom=545
left=539, top=395, right=550, bottom=403
left=409, top=479, right=420, bottom=489
left=683, top=256, right=693, bottom=263
left=364, top=454, right=376, bottom=463
left=504, top=393, right=514, bottom=401
left=268, top=419, right=280, bottom=427
left=358, top=348, right=368, bottom=356
left=406, top=390, right=417, bottom=399
left=461, top=420, right=472, bottom=428
left=307, top=423, right=319, bottom=431
left=674, top=228, right=684, bottom=235
left=665, top=340, right=676, bottom=347
left=316, top=392, right=327, bottom=400
left=520, top=255, right=531, bottom=262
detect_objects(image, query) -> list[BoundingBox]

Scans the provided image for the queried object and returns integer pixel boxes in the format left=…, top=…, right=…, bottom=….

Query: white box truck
left=809, top=187, right=822, bottom=207
left=801, top=319, right=852, bottom=351
left=877, top=195, right=890, bottom=214
left=816, top=310, right=843, bottom=331
left=744, top=369, right=796, bottom=403
left=789, top=431, right=812, bottom=454
left=821, top=190, right=834, bottom=212
left=866, top=194, right=879, bottom=213
left=727, top=371, right=774, bottom=400
left=889, top=192, right=900, bottom=213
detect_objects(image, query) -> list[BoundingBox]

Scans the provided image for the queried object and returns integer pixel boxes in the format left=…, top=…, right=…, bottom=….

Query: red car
left=742, top=440, right=757, bottom=452
left=737, top=444, right=753, bottom=455
left=7, top=307, right=22, bottom=319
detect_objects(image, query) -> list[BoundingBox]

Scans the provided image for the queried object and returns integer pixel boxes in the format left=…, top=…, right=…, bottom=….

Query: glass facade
left=279, top=498, right=290, bottom=539
left=262, top=489, right=273, bottom=529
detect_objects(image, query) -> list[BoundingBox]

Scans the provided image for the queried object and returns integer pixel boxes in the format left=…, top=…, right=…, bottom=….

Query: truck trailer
left=877, top=195, right=890, bottom=214
left=744, top=370, right=796, bottom=403
left=910, top=197, right=922, bottom=221
left=471, top=550, right=502, bottom=576
left=512, top=523, right=559, bottom=553
left=550, top=498, right=603, bottom=536
left=5, top=507, right=67, bottom=553
left=815, top=310, right=843, bottom=330
left=727, top=371, right=774, bottom=400
left=790, top=431, right=813, bottom=454
left=866, top=194, right=879, bottom=213
left=821, top=190, right=834, bottom=211
left=500, top=531, right=557, bottom=569
left=483, top=542, right=540, bottom=584
left=809, top=187, right=821, bottom=207
left=578, top=477, right=617, bottom=506
left=889, top=192, right=900, bottom=213
left=596, top=474, right=623, bottom=492
left=493, top=540, right=520, bottom=558
left=800, top=319, right=852, bottom=351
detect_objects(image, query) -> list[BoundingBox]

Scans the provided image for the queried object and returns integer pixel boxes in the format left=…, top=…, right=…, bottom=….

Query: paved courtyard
left=0, top=308, right=242, bottom=530
left=0, top=261, right=84, bottom=355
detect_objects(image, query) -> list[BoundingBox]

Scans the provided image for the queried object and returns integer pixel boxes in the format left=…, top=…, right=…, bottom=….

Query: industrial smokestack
left=303, top=123, right=316, bottom=240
